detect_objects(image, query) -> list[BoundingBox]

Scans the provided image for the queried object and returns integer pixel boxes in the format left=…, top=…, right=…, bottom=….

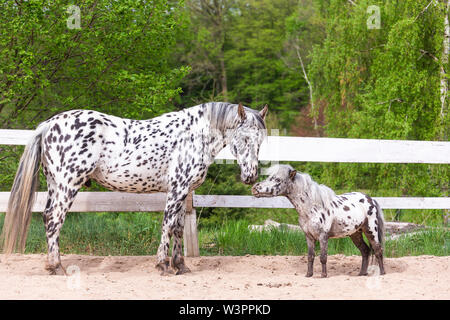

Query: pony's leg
left=42, top=181, right=80, bottom=275
left=365, top=234, right=385, bottom=275
left=156, top=190, right=190, bottom=275
left=319, top=233, right=328, bottom=278
left=350, top=230, right=370, bottom=276
left=305, top=236, right=316, bottom=277
left=363, top=226, right=386, bottom=276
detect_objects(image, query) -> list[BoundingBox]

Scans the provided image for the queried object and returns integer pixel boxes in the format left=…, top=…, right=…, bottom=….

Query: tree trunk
left=219, top=54, right=228, bottom=99
left=440, top=0, right=449, bottom=139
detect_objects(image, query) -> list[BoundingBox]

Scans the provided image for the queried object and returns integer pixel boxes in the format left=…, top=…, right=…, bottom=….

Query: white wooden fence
left=1, top=129, right=449, bottom=256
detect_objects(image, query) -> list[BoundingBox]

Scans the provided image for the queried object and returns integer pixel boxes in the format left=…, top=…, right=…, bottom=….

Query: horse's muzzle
left=242, top=174, right=257, bottom=185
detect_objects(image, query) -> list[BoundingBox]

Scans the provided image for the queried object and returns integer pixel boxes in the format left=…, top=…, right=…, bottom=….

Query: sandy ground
left=0, top=254, right=448, bottom=300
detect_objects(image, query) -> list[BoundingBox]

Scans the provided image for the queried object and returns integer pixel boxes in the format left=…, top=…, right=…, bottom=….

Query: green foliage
left=178, top=0, right=308, bottom=125
left=0, top=0, right=189, bottom=190
left=307, top=0, right=449, bottom=199
left=0, top=0, right=189, bottom=129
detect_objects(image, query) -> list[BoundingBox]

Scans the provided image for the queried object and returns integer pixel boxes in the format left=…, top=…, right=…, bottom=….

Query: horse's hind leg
left=350, top=230, right=370, bottom=276
left=42, top=177, right=81, bottom=275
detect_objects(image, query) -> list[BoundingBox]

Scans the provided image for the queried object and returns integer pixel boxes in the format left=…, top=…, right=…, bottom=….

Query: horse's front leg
left=156, top=189, right=190, bottom=275
left=171, top=218, right=191, bottom=275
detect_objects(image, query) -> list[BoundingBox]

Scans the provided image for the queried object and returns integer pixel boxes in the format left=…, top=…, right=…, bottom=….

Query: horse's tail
left=1, top=124, right=48, bottom=254
left=374, top=199, right=385, bottom=248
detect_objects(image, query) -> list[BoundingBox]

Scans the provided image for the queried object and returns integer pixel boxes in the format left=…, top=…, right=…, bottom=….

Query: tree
left=307, top=0, right=449, bottom=200
left=179, top=0, right=307, bottom=126
left=0, top=0, right=189, bottom=190
left=0, top=0, right=189, bottom=129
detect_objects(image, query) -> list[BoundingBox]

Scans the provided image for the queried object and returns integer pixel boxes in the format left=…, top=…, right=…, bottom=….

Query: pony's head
left=229, top=103, right=268, bottom=184
left=252, top=165, right=297, bottom=197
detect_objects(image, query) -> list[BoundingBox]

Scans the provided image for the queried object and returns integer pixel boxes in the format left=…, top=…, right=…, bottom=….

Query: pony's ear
left=289, top=169, right=297, bottom=181
left=238, top=102, right=246, bottom=121
left=259, top=104, right=268, bottom=120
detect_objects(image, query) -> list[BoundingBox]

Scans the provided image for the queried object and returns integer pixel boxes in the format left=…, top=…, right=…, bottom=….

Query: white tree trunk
left=294, top=44, right=318, bottom=131
left=440, top=0, right=449, bottom=136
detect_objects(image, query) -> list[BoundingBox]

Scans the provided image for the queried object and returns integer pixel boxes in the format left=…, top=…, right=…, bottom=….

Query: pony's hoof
left=155, top=261, right=172, bottom=276
left=175, top=265, right=191, bottom=275
left=305, top=272, right=313, bottom=278
left=358, top=272, right=368, bottom=276
left=46, top=264, right=66, bottom=276
left=321, top=273, right=327, bottom=278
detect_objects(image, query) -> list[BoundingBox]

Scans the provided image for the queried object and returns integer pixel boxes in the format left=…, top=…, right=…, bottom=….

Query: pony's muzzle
left=251, top=183, right=261, bottom=196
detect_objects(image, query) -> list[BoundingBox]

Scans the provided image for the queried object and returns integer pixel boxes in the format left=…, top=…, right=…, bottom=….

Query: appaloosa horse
left=1, top=102, right=268, bottom=275
left=252, top=165, right=385, bottom=278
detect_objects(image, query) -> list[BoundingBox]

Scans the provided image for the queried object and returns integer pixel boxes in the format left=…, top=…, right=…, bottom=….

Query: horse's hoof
left=321, top=273, right=327, bottom=278
left=175, top=265, right=191, bottom=275
left=358, top=271, right=368, bottom=276
left=305, top=273, right=313, bottom=278
left=46, top=264, right=66, bottom=276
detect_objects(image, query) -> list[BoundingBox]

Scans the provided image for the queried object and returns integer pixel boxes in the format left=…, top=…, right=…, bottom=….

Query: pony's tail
left=374, top=199, right=385, bottom=248
left=1, top=125, right=48, bottom=254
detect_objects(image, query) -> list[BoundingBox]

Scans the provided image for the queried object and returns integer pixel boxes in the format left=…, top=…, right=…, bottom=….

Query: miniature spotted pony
left=252, top=164, right=385, bottom=278
left=2, top=102, right=268, bottom=275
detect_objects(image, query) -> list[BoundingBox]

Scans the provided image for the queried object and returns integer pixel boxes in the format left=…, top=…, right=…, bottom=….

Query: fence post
left=184, top=192, right=199, bottom=257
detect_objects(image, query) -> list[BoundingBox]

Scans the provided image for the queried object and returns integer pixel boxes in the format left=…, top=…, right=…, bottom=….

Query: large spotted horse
left=1, top=102, right=268, bottom=275
left=252, top=164, right=385, bottom=278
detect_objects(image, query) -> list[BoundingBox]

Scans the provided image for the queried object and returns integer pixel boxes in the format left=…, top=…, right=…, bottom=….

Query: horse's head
left=229, top=103, right=268, bottom=185
left=252, top=165, right=297, bottom=197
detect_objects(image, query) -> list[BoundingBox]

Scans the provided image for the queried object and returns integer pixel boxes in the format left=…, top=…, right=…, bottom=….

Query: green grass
left=199, top=220, right=449, bottom=257
left=6, top=212, right=164, bottom=256
left=1, top=212, right=448, bottom=257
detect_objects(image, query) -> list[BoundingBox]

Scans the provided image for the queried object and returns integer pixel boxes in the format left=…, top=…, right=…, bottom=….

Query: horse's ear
left=289, top=169, right=297, bottom=181
left=259, top=104, right=268, bottom=120
left=238, top=102, right=246, bottom=121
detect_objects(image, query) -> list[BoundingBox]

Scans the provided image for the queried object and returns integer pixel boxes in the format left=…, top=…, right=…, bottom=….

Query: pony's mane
left=295, top=172, right=336, bottom=209
left=270, top=164, right=336, bottom=209
left=203, top=102, right=266, bottom=133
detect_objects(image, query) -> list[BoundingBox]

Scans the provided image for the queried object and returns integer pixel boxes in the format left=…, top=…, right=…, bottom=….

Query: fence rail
left=1, top=129, right=449, bottom=256
left=1, top=192, right=449, bottom=212
left=2, top=129, right=450, bottom=163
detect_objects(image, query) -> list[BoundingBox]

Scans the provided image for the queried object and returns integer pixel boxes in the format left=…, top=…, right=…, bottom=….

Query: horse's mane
left=203, top=102, right=266, bottom=133
left=269, top=164, right=336, bottom=209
